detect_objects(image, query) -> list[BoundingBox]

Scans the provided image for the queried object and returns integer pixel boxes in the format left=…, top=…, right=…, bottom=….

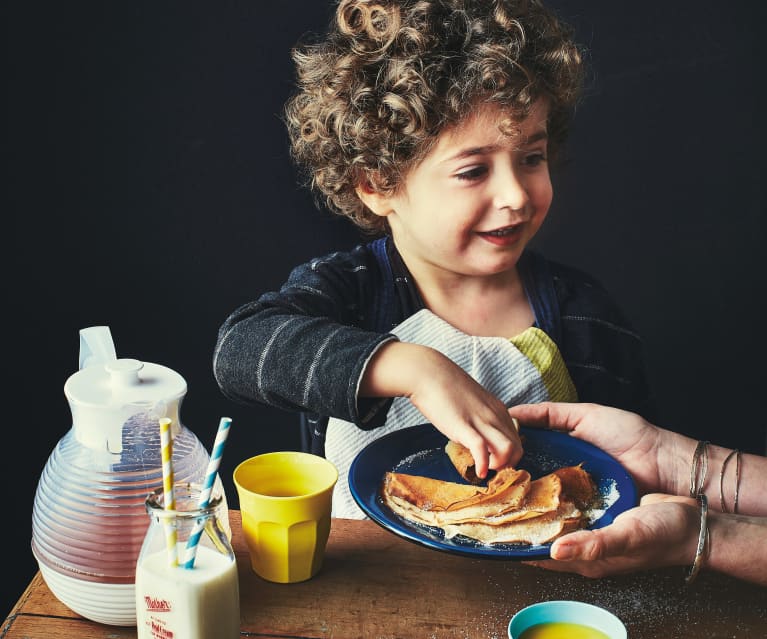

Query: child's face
left=365, top=101, right=552, bottom=284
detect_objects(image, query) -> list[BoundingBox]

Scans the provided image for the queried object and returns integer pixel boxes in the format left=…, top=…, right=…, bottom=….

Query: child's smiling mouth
left=476, top=224, right=523, bottom=245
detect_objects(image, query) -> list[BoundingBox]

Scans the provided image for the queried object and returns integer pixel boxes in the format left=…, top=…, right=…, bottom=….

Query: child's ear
left=355, top=178, right=395, bottom=218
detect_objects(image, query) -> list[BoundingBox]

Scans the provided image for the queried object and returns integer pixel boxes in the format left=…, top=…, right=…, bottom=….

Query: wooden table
left=4, top=512, right=766, bottom=638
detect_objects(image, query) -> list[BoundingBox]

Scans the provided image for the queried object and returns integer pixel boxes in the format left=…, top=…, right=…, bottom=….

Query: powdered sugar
left=394, top=447, right=442, bottom=472
left=586, top=477, right=621, bottom=525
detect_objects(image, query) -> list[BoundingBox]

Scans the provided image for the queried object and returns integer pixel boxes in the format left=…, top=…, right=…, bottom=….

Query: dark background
left=7, top=0, right=765, bottom=620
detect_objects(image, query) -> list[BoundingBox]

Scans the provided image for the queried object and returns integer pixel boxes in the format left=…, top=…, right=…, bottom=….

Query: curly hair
left=284, top=0, right=583, bottom=235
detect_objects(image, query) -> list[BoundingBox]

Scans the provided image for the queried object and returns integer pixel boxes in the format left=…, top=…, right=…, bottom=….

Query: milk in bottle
left=135, top=484, right=240, bottom=639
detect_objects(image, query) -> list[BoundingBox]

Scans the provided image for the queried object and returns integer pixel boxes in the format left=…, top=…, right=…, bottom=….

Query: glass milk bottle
left=135, top=483, right=240, bottom=639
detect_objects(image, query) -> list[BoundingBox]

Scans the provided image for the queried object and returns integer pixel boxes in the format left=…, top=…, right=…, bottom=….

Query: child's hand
left=361, top=341, right=523, bottom=479
left=410, top=356, right=524, bottom=479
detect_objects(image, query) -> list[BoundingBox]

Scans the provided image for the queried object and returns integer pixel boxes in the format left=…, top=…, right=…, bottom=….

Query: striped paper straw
left=182, top=416, right=232, bottom=569
left=159, top=417, right=178, bottom=567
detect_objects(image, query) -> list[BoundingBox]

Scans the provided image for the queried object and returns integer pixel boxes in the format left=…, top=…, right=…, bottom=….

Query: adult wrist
left=655, top=427, right=697, bottom=497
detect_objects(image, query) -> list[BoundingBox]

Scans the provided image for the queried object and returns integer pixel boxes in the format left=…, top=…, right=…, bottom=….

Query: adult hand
left=508, top=402, right=666, bottom=494
left=525, top=494, right=700, bottom=578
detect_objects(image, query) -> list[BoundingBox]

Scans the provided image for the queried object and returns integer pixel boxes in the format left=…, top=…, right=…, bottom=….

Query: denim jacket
left=214, top=237, right=655, bottom=455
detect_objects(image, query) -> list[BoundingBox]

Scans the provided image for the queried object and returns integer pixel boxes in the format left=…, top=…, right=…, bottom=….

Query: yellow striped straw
left=159, top=417, right=178, bottom=566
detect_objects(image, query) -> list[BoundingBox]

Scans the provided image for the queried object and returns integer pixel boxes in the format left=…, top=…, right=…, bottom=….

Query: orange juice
left=519, top=621, right=610, bottom=639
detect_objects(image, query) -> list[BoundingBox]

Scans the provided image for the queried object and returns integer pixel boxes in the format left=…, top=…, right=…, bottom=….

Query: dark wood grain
left=5, top=513, right=766, bottom=638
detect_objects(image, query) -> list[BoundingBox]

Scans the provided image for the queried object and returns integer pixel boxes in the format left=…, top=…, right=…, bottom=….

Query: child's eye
left=521, top=152, right=547, bottom=168
left=455, top=165, right=488, bottom=181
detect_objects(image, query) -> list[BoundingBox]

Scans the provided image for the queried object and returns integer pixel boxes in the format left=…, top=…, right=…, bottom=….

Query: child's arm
left=213, top=248, right=396, bottom=427
left=214, top=246, right=522, bottom=473
left=360, top=340, right=523, bottom=478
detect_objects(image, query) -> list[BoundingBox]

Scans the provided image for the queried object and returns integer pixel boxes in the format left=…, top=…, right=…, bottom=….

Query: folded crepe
left=440, top=499, right=584, bottom=545
left=445, top=440, right=482, bottom=484
left=381, top=462, right=597, bottom=545
left=383, top=467, right=533, bottom=525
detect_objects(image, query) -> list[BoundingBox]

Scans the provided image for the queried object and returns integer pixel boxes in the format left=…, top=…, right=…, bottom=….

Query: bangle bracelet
left=685, top=493, right=709, bottom=585
left=689, top=440, right=709, bottom=498
left=719, top=449, right=741, bottom=513
left=733, top=450, right=741, bottom=514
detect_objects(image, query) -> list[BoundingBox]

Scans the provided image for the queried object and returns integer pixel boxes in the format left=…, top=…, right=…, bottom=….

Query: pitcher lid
left=62, top=327, right=189, bottom=454
left=64, top=358, right=187, bottom=408
left=65, top=326, right=187, bottom=407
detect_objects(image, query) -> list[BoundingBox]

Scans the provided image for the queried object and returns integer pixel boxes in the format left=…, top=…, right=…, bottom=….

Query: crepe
left=445, top=440, right=482, bottom=484
left=380, top=461, right=597, bottom=545
left=441, top=500, right=584, bottom=545
left=383, top=467, right=533, bottom=525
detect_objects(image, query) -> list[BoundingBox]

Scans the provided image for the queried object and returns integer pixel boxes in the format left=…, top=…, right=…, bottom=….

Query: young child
left=214, top=0, right=655, bottom=517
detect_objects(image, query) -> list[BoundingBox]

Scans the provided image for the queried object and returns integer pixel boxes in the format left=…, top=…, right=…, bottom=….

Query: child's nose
left=492, top=171, right=529, bottom=212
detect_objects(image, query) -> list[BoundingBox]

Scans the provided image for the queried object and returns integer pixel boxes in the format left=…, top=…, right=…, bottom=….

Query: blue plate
left=349, top=424, right=637, bottom=559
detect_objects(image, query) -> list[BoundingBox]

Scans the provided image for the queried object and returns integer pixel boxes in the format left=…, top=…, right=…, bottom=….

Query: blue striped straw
left=182, top=416, right=232, bottom=569
left=159, top=418, right=178, bottom=566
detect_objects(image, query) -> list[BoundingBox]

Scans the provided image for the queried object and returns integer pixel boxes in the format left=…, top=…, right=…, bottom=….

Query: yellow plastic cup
left=233, top=452, right=338, bottom=584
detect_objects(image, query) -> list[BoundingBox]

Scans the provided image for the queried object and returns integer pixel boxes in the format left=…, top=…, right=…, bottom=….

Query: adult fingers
left=549, top=519, right=637, bottom=563
left=641, top=493, right=697, bottom=507
left=507, top=402, right=596, bottom=433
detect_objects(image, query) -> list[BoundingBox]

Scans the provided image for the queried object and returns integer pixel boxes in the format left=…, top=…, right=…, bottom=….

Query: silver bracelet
left=689, top=440, right=709, bottom=498
left=719, top=449, right=741, bottom=513
left=733, top=450, right=741, bottom=514
left=685, top=493, right=709, bottom=585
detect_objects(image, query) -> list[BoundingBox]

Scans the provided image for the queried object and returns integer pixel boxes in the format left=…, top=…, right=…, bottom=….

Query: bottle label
left=135, top=547, right=239, bottom=639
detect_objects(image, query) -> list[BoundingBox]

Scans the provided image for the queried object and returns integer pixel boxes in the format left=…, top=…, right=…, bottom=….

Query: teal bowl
left=508, top=601, right=627, bottom=639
